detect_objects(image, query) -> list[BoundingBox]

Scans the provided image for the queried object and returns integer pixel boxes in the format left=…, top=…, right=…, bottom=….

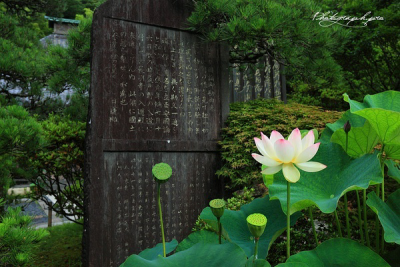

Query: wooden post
left=48, top=206, right=52, bottom=227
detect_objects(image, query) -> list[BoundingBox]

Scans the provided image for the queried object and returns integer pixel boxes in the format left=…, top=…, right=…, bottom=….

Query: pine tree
left=0, top=105, right=45, bottom=199
left=188, top=0, right=349, bottom=85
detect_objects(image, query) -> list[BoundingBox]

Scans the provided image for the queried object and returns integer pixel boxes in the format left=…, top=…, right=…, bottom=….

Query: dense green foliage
left=225, top=187, right=255, bottom=211
left=32, top=114, right=85, bottom=223
left=0, top=2, right=51, bottom=110
left=0, top=105, right=45, bottom=199
left=291, top=1, right=400, bottom=108
left=188, top=0, right=348, bottom=77
left=44, top=0, right=104, bottom=19
left=218, top=98, right=342, bottom=189
left=188, top=0, right=349, bottom=107
left=0, top=206, right=49, bottom=266
left=188, top=0, right=399, bottom=110
left=27, top=223, right=83, bottom=267
left=45, top=9, right=93, bottom=121
left=0, top=104, right=85, bottom=222
left=0, top=1, right=97, bottom=121
left=327, top=1, right=399, bottom=94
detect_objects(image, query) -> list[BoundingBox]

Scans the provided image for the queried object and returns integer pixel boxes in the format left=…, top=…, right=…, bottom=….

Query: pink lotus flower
left=252, top=128, right=326, bottom=183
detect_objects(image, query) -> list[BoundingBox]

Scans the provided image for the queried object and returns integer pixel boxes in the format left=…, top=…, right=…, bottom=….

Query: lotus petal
left=301, top=130, right=315, bottom=150
left=288, top=128, right=302, bottom=158
left=275, top=139, right=295, bottom=163
left=261, top=132, right=277, bottom=159
left=282, top=163, right=300, bottom=183
left=261, top=164, right=282, bottom=175
left=295, top=161, right=327, bottom=172
left=252, top=153, right=281, bottom=167
left=254, top=137, right=268, bottom=157
left=295, top=143, right=321, bottom=163
left=270, top=130, right=284, bottom=144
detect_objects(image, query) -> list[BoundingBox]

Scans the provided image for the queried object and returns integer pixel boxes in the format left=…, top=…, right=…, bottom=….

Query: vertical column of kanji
left=273, top=60, right=281, bottom=99
left=114, top=157, right=124, bottom=266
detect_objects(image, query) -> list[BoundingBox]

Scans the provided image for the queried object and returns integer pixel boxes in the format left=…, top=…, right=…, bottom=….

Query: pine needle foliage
left=0, top=206, right=49, bottom=266
left=188, top=0, right=349, bottom=85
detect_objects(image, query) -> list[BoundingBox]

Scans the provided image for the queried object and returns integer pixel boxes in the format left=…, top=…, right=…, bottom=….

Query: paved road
left=5, top=197, right=72, bottom=228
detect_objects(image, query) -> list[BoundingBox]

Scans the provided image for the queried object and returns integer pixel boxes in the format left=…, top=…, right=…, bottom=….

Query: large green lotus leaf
left=385, top=159, right=400, bottom=183
left=385, top=143, right=400, bottom=161
left=366, top=189, right=400, bottom=244
left=344, top=91, right=400, bottom=145
left=344, top=91, right=400, bottom=112
left=331, top=120, right=379, bottom=158
left=320, top=110, right=366, bottom=144
left=276, top=238, right=390, bottom=266
left=120, top=242, right=247, bottom=267
left=245, top=256, right=271, bottom=267
left=199, top=196, right=301, bottom=259
left=262, top=165, right=274, bottom=187
left=136, top=239, right=178, bottom=260
left=269, top=142, right=382, bottom=215
left=175, top=230, right=226, bottom=252
left=277, top=263, right=308, bottom=267
left=355, top=108, right=400, bottom=145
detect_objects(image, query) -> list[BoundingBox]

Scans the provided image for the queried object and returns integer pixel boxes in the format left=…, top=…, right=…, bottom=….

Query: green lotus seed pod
left=152, top=163, right=172, bottom=183
left=247, top=213, right=267, bottom=238
left=209, top=199, right=225, bottom=218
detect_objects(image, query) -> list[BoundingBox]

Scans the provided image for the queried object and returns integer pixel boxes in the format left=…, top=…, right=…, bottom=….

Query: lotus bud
left=343, top=120, right=351, bottom=133
left=152, top=163, right=172, bottom=183
left=209, top=199, right=225, bottom=218
left=247, top=213, right=267, bottom=238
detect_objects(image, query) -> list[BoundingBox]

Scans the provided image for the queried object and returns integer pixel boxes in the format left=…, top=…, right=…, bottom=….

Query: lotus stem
left=334, top=210, right=342, bottom=237
left=363, top=189, right=370, bottom=248
left=381, top=178, right=385, bottom=203
left=344, top=132, right=350, bottom=238
left=254, top=237, right=259, bottom=260
left=308, top=206, right=319, bottom=246
left=217, top=217, right=221, bottom=244
left=375, top=183, right=380, bottom=253
left=380, top=146, right=385, bottom=203
left=381, top=229, right=385, bottom=254
left=379, top=150, right=386, bottom=254
left=287, top=181, right=291, bottom=259
left=157, top=183, right=166, bottom=257
left=356, top=190, right=364, bottom=243
left=344, top=193, right=350, bottom=238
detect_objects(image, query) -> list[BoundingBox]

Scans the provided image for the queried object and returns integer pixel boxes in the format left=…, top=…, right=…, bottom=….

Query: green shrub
left=0, top=105, right=45, bottom=199
left=0, top=207, right=49, bottom=266
left=32, top=114, right=85, bottom=223
left=218, top=98, right=342, bottom=189
left=225, top=187, right=255, bottom=211
left=289, top=80, right=351, bottom=111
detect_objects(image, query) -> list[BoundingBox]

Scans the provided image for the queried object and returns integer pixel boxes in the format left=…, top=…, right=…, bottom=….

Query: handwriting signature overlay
left=313, top=11, right=384, bottom=28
